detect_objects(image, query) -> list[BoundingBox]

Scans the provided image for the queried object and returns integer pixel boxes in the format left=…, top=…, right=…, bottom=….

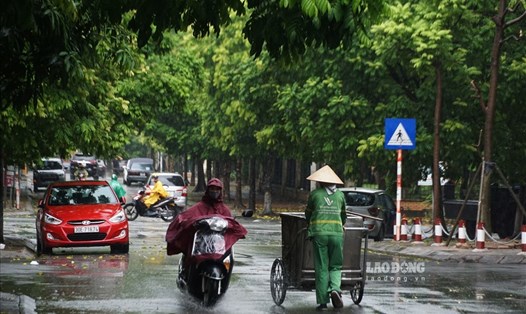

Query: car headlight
left=109, top=210, right=126, bottom=223
left=44, top=213, right=62, bottom=225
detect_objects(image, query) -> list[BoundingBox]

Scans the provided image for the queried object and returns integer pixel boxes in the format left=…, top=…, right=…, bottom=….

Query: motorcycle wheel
left=124, top=203, right=139, bottom=221
left=202, top=278, right=220, bottom=307
left=160, top=206, right=178, bottom=222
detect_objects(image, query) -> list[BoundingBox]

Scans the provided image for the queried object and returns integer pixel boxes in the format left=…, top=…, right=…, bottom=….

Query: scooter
left=171, top=215, right=247, bottom=307
left=123, top=189, right=182, bottom=222
left=74, top=171, right=88, bottom=181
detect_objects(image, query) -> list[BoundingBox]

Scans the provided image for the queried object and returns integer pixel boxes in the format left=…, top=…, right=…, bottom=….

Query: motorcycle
left=123, top=189, right=182, bottom=222
left=74, top=170, right=88, bottom=181
left=166, top=214, right=247, bottom=307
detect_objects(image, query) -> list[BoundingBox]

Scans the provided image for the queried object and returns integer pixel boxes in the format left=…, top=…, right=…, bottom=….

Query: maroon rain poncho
left=165, top=178, right=247, bottom=258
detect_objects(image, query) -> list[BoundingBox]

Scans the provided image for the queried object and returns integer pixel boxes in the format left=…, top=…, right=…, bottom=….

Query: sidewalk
left=367, top=238, right=526, bottom=264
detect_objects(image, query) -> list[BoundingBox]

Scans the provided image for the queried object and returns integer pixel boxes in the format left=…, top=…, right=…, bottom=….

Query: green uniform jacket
left=305, top=188, right=347, bottom=237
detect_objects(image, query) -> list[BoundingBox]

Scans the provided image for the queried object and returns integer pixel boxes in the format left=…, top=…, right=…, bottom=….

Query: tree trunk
left=280, top=159, right=287, bottom=196
left=183, top=153, right=190, bottom=185
left=432, top=62, right=447, bottom=231
left=248, top=158, right=256, bottom=211
left=480, top=0, right=508, bottom=232
left=234, top=158, right=244, bottom=209
left=190, top=155, right=196, bottom=186
left=223, top=160, right=231, bottom=201
left=0, top=148, right=4, bottom=243
left=294, top=160, right=302, bottom=198
left=261, top=155, right=275, bottom=216
left=206, top=160, right=212, bottom=182
left=194, top=157, right=206, bottom=192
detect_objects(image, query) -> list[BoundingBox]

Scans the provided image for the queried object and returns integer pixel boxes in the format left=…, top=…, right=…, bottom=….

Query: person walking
left=305, top=165, right=347, bottom=311
left=109, top=173, right=126, bottom=203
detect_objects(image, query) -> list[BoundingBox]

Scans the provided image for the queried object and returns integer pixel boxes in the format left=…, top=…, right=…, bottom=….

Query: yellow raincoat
left=143, top=180, right=168, bottom=208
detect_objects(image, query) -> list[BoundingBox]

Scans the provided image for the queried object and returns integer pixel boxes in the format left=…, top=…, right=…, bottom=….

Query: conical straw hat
left=306, top=165, right=343, bottom=184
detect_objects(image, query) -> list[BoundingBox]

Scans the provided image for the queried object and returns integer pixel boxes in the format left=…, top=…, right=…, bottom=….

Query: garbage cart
left=270, top=212, right=369, bottom=306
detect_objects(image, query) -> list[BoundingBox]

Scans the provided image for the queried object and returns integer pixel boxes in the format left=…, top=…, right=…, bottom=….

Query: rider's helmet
left=111, top=173, right=118, bottom=180
left=205, top=178, right=223, bottom=201
left=207, top=178, right=223, bottom=189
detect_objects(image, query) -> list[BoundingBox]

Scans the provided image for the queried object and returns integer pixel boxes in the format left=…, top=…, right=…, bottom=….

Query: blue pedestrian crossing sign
left=384, top=118, right=416, bottom=150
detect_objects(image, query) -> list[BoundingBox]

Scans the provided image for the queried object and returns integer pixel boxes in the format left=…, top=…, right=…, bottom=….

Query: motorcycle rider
left=110, top=173, right=126, bottom=203
left=166, top=178, right=233, bottom=276
left=74, top=163, right=89, bottom=180
left=140, top=174, right=168, bottom=216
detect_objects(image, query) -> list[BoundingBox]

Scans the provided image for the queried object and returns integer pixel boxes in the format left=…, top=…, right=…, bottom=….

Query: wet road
left=2, top=215, right=525, bottom=313
left=1, top=182, right=525, bottom=313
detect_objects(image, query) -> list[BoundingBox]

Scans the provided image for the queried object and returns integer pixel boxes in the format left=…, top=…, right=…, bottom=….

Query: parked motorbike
left=173, top=215, right=247, bottom=307
left=123, top=189, right=182, bottom=222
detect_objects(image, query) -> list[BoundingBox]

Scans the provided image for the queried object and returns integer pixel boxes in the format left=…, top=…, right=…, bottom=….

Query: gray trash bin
left=279, top=213, right=365, bottom=290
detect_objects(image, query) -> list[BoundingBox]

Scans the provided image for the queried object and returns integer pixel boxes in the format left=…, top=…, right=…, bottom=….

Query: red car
left=36, top=180, right=129, bottom=255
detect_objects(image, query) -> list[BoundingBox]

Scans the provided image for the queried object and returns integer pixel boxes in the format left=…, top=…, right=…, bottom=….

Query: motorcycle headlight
left=109, top=210, right=126, bottom=223
left=44, top=213, right=62, bottom=225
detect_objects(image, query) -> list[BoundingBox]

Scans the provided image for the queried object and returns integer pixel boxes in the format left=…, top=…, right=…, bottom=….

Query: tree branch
left=470, top=80, right=486, bottom=113
left=505, top=2, right=526, bottom=27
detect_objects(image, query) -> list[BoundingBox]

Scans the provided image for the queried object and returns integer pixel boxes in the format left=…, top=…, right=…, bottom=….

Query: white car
left=146, top=172, right=187, bottom=208
left=339, top=187, right=396, bottom=242
left=32, top=158, right=66, bottom=191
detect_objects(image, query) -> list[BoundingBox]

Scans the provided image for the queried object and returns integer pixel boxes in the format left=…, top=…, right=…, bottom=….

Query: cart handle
left=346, top=210, right=384, bottom=222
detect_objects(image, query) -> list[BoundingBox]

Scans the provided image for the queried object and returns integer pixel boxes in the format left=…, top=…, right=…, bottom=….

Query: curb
left=0, top=292, right=36, bottom=314
left=367, top=241, right=526, bottom=264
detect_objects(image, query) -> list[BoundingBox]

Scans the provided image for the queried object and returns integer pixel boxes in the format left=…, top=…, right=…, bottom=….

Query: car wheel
left=110, top=243, right=129, bottom=254
left=36, top=234, right=52, bottom=255
left=373, top=223, right=385, bottom=242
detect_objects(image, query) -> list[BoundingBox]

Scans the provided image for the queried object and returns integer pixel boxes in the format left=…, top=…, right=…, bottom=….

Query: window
left=131, top=163, right=152, bottom=171
left=48, top=185, right=118, bottom=205
left=344, top=192, right=375, bottom=206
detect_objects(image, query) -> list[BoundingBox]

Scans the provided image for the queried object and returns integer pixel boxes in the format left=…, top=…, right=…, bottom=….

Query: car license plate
left=140, top=172, right=145, bottom=176
left=74, top=226, right=99, bottom=233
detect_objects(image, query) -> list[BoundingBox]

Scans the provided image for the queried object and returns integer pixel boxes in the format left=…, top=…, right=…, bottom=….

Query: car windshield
left=48, top=185, right=118, bottom=205
left=154, top=175, right=185, bottom=186
left=344, top=192, right=375, bottom=206
left=40, top=161, right=62, bottom=170
left=72, top=154, right=95, bottom=161
left=131, top=163, right=152, bottom=171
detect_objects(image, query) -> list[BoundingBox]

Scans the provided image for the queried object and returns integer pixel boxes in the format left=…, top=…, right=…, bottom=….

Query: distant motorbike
left=123, top=189, right=182, bottom=222
left=174, top=216, right=247, bottom=306
left=74, top=171, right=88, bottom=181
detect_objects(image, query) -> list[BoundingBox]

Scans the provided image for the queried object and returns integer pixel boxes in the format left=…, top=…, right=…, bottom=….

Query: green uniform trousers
left=311, top=234, right=344, bottom=304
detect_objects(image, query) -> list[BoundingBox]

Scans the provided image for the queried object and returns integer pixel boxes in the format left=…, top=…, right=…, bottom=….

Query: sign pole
left=395, top=149, right=402, bottom=241
left=384, top=118, right=415, bottom=242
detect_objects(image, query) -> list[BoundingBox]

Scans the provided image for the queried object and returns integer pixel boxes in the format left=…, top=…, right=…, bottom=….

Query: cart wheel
left=350, top=281, right=364, bottom=304
left=270, top=258, right=287, bottom=305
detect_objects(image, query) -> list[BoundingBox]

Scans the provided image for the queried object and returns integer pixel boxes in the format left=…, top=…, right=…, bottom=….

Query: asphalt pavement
left=2, top=185, right=526, bottom=264
left=2, top=185, right=525, bottom=313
